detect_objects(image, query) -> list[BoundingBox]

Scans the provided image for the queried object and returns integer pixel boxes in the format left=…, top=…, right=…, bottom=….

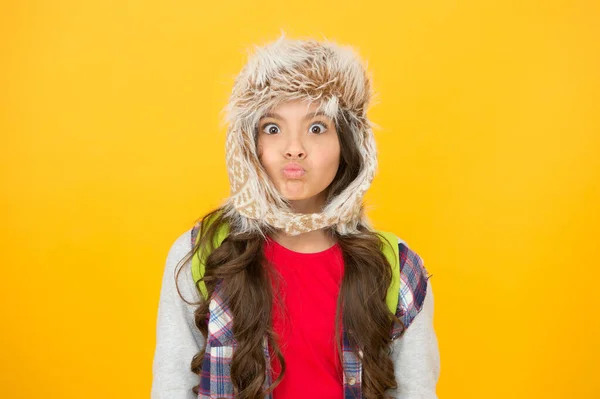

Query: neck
left=287, top=189, right=329, bottom=214
left=269, top=228, right=337, bottom=254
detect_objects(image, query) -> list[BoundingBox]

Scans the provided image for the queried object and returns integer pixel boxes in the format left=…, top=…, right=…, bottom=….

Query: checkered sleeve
left=398, top=241, right=433, bottom=331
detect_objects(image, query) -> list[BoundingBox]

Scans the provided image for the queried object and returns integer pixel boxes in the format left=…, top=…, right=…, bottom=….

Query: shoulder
left=166, top=228, right=193, bottom=270
left=395, top=236, right=433, bottom=332
left=161, top=228, right=199, bottom=304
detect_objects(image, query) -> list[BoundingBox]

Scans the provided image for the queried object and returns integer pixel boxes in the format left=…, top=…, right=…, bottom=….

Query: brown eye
left=309, top=122, right=328, bottom=134
left=262, top=123, right=280, bottom=135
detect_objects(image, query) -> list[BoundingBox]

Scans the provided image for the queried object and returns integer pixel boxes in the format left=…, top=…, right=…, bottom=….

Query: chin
left=277, top=189, right=310, bottom=201
left=282, top=193, right=308, bottom=201
left=275, top=182, right=327, bottom=204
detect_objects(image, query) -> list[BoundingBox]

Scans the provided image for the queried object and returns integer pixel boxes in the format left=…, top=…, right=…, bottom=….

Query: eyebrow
left=259, top=111, right=329, bottom=121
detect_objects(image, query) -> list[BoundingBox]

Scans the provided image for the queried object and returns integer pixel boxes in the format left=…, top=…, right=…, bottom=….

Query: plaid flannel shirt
left=196, top=238, right=431, bottom=399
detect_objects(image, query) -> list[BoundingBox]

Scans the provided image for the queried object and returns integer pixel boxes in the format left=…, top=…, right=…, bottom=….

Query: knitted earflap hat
left=220, top=32, right=379, bottom=237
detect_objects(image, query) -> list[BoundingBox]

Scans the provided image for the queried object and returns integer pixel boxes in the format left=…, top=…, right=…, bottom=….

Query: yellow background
left=2, top=0, right=599, bottom=398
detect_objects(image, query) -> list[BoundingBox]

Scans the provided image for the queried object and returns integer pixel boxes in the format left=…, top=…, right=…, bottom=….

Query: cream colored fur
left=220, top=32, right=379, bottom=237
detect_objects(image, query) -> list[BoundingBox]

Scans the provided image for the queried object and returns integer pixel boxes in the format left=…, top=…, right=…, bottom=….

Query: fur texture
left=220, top=32, right=379, bottom=236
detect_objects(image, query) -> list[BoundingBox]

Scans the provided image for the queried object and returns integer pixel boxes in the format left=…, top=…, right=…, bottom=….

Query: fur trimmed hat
left=219, top=33, right=379, bottom=237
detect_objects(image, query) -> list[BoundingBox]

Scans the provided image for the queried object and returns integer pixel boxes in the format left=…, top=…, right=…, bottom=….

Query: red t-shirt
left=263, top=236, right=345, bottom=399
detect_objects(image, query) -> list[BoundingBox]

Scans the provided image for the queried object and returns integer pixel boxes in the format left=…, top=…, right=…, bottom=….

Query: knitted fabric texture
left=220, top=33, right=379, bottom=236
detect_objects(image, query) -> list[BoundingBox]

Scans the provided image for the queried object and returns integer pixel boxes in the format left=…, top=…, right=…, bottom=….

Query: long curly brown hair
left=174, top=113, right=404, bottom=398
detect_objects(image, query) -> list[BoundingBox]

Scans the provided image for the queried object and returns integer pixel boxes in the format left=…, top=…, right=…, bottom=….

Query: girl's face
left=257, top=99, right=341, bottom=214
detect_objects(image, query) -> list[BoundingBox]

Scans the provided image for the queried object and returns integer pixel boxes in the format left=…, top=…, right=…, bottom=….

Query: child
left=152, top=33, right=440, bottom=399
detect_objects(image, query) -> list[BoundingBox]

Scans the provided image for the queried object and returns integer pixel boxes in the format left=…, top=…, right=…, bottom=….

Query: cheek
left=257, top=140, right=269, bottom=163
left=320, top=138, right=341, bottom=168
left=257, top=143, right=277, bottom=171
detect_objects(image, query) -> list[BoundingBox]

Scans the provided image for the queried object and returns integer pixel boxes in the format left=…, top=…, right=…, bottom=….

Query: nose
left=284, top=134, right=306, bottom=159
left=285, top=148, right=306, bottom=159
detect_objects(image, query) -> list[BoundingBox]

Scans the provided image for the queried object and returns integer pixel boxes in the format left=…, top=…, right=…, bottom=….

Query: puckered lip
left=282, top=162, right=306, bottom=172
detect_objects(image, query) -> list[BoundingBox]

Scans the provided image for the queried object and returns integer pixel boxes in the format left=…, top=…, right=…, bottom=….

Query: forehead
left=260, top=100, right=330, bottom=121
